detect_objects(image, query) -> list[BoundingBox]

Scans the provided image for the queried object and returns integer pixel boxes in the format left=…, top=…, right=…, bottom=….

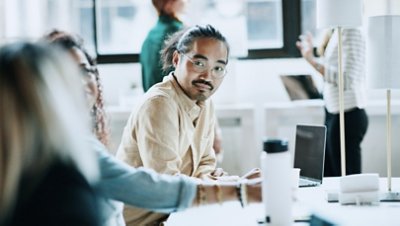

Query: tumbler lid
left=263, top=139, right=288, bottom=153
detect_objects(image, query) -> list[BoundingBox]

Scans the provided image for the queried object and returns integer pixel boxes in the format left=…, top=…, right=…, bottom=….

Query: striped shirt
left=323, top=28, right=366, bottom=113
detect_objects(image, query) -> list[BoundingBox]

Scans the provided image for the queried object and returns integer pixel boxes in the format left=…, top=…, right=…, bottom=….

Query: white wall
left=98, top=58, right=325, bottom=105
left=98, top=58, right=400, bottom=176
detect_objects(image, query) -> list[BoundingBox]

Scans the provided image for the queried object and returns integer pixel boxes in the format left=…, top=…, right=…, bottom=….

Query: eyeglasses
left=181, top=53, right=227, bottom=79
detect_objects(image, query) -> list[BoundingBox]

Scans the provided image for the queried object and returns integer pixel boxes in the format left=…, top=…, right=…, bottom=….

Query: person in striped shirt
left=296, top=28, right=369, bottom=176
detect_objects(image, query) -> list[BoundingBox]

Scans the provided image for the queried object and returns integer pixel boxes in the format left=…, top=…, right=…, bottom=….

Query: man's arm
left=135, top=95, right=183, bottom=174
left=194, top=106, right=218, bottom=178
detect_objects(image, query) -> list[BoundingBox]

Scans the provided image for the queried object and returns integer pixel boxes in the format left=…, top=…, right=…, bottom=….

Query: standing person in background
left=0, top=42, right=101, bottom=226
left=296, top=29, right=369, bottom=176
left=141, top=0, right=187, bottom=92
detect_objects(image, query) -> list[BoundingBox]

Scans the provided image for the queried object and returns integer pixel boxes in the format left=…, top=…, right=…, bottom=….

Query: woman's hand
left=241, top=168, right=261, bottom=180
left=211, top=167, right=228, bottom=177
left=296, top=32, right=314, bottom=63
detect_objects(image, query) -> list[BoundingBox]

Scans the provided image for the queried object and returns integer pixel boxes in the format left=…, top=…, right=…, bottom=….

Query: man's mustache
left=192, top=80, right=214, bottom=91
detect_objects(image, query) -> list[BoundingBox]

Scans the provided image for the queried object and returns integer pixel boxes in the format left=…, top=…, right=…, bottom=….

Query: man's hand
left=211, top=167, right=228, bottom=177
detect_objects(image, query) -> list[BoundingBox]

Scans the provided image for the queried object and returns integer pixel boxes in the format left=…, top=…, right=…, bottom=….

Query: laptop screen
left=280, top=75, right=322, bottom=101
left=294, top=124, right=327, bottom=182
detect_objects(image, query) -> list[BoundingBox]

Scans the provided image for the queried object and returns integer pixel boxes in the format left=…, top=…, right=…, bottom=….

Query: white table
left=166, top=178, right=400, bottom=226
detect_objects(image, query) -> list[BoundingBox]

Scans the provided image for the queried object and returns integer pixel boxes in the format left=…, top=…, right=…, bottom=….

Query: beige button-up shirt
left=116, top=73, right=217, bottom=225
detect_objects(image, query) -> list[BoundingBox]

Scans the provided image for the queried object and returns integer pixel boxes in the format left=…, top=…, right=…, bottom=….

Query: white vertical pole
left=387, top=89, right=392, bottom=191
left=337, top=26, right=346, bottom=176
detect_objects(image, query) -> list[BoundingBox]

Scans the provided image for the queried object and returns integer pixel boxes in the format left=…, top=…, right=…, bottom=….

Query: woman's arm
left=92, top=137, right=262, bottom=213
left=192, top=179, right=262, bottom=207
left=92, top=136, right=197, bottom=213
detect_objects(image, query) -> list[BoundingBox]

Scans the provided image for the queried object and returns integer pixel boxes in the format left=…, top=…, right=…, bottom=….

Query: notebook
left=280, top=74, right=322, bottom=101
left=293, top=124, right=327, bottom=187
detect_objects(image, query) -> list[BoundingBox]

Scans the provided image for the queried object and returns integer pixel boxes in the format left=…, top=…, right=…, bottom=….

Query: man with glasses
left=116, top=25, right=256, bottom=225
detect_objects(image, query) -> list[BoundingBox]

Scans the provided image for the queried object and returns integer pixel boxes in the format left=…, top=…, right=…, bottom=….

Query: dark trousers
left=324, top=108, right=369, bottom=176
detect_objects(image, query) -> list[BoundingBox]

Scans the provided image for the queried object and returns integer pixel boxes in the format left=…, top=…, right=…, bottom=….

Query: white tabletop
left=166, top=177, right=400, bottom=226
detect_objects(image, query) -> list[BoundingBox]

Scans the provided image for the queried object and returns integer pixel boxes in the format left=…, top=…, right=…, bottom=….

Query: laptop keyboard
left=299, top=178, right=320, bottom=187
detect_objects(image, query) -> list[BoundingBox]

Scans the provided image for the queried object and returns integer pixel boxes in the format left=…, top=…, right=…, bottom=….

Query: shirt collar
left=167, top=72, right=203, bottom=121
left=159, top=14, right=182, bottom=24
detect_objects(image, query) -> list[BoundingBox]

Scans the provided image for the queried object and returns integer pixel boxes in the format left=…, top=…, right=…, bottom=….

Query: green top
left=140, top=15, right=183, bottom=92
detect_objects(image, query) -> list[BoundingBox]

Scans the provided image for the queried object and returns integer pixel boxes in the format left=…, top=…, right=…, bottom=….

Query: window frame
left=94, top=0, right=302, bottom=64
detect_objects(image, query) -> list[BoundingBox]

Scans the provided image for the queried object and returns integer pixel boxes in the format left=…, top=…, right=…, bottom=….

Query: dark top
left=7, top=161, right=101, bottom=226
left=140, top=14, right=183, bottom=92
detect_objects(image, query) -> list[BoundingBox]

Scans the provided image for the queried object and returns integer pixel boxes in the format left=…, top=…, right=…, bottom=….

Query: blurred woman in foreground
left=0, top=42, right=101, bottom=225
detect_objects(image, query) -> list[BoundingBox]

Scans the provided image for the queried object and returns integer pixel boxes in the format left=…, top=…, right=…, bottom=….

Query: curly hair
left=91, top=67, right=110, bottom=147
left=43, top=29, right=111, bottom=147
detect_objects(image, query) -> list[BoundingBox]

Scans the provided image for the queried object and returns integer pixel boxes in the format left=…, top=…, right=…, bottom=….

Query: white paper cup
left=292, top=168, right=301, bottom=201
left=292, top=168, right=301, bottom=189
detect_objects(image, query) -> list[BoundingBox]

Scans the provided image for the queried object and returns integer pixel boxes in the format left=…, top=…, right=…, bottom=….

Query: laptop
left=293, top=124, right=327, bottom=187
left=280, top=74, right=322, bottom=101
